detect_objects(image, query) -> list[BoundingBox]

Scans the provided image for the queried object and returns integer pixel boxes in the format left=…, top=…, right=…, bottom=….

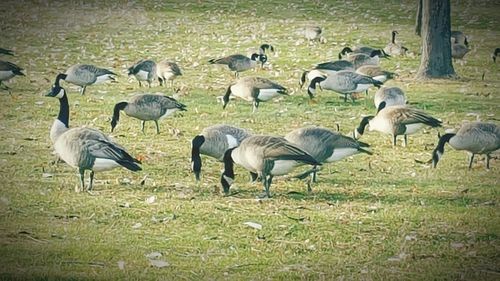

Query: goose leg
left=158, top=78, right=163, bottom=86
left=468, top=153, right=475, bottom=170
left=77, top=168, right=85, bottom=192
left=138, top=81, right=142, bottom=87
left=88, top=171, right=95, bottom=191
left=344, top=94, right=347, bottom=102
left=141, top=121, right=146, bottom=134
left=148, top=80, right=152, bottom=88
left=154, top=120, right=160, bottom=134
left=81, top=86, right=87, bottom=95
left=392, top=135, right=397, bottom=147
left=486, top=154, right=490, bottom=169
left=265, top=175, right=273, bottom=198
left=403, top=135, right=408, bottom=147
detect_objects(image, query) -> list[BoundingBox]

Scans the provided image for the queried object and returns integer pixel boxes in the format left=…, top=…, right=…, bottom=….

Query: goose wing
left=261, top=138, right=319, bottom=165
left=0, top=60, right=23, bottom=72
left=250, top=77, right=287, bottom=92
left=392, top=107, right=442, bottom=127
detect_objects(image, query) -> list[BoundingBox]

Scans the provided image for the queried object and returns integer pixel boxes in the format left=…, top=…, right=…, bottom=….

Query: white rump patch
left=257, top=89, right=281, bottom=101
left=405, top=123, right=424, bottom=135
left=0, top=70, right=14, bottom=80
left=372, top=75, right=388, bottom=82
left=159, top=108, right=179, bottom=120
left=95, top=74, right=114, bottom=84
left=225, top=134, right=238, bottom=149
left=354, top=83, right=371, bottom=93
left=270, top=160, right=299, bottom=176
left=326, top=148, right=359, bottom=162
left=135, top=70, right=150, bottom=80
left=93, top=158, right=120, bottom=171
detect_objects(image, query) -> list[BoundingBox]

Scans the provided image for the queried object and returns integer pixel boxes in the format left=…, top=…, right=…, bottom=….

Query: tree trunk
left=415, top=0, right=422, bottom=36
left=416, top=0, right=456, bottom=79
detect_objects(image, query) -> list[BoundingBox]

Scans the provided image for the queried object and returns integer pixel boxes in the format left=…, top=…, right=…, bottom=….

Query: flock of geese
left=1, top=27, right=499, bottom=198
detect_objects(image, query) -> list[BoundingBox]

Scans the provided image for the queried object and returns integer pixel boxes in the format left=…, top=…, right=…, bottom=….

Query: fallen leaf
left=132, top=223, right=142, bottom=229
left=145, top=195, right=156, bottom=204
left=243, top=222, right=262, bottom=230
left=149, top=259, right=169, bottom=268
left=117, top=260, right=125, bottom=270
left=145, top=252, right=162, bottom=259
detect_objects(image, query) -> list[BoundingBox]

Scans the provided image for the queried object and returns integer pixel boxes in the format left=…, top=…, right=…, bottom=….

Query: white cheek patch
left=223, top=175, right=234, bottom=186
left=56, top=89, right=65, bottom=99
left=226, top=134, right=238, bottom=149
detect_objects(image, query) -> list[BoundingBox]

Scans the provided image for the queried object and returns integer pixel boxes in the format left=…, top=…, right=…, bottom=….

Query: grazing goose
left=492, top=48, right=500, bottom=63
left=299, top=60, right=354, bottom=88
left=191, top=124, right=252, bottom=181
left=354, top=105, right=442, bottom=147
left=304, top=26, right=322, bottom=41
left=220, top=135, right=320, bottom=198
left=222, top=76, right=288, bottom=113
left=374, top=86, right=406, bottom=113
left=0, top=60, right=25, bottom=93
left=128, top=59, right=157, bottom=88
left=340, top=48, right=388, bottom=69
left=451, top=43, right=470, bottom=60
left=355, top=65, right=395, bottom=83
left=208, top=53, right=264, bottom=78
left=432, top=122, right=499, bottom=169
left=156, top=60, right=182, bottom=87
left=384, top=31, right=408, bottom=56
left=451, top=31, right=468, bottom=47
left=0, top=48, right=14, bottom=56
left=56, top=64, right=116, bottom=95
left=307, top=70, right=382, bottom=102
left=257, top=44, right=274, bottom=67
left=285, top=126, right=372, bottom=191
left=111, top=93, right=187, bottom=134
left=46, top=82, right=141, bottom=192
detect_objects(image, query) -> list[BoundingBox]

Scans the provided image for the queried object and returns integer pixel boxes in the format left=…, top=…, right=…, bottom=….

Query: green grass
left=0, top=0, right=499, bottom=280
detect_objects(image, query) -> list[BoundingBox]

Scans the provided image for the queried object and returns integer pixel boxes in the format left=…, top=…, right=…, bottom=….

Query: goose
left=46, top=81, right=141, bottom=192
left=432, top=122, right=499, bottom=169
left=304, top=26, right=322, bottom=41
left=220, top=135, right=320, bottom=198
left=156, top=60, right=182, bottom=87
left=285, top=126, right=372, bottom=191
left=354, top=105, right=442, bottom=147
left=128, top=59, right=157, bottom=88
left=307, top=70, right=382, bottom=102
left=355, top=65, right=395, bottom=83
left=55, top=64, right=116, bottom=95
left=299, top=60, right=354, bottom=88
left=0, top=48, right=14, bottom=56
left=111, top=93, right=187, bottom=134
left=374, top=86, right=406, bottom=113
left=383, top=31, right=408, bottom=56
left=451, top=31, right=468, bottom=47
left=451, top=43, right=470, bottom=60
left=191, top=124, right=252, bottom=181
left=339, top=48, right=388, bottom=69
left=492, top=48, right=500, bottom=63
left=222, top=76, right=288, bottom=113
left=257, top=44, right=274, bottom=67
left=208, top=53, right=264, bottom=78
left=0, top=60, right=25, bottom=93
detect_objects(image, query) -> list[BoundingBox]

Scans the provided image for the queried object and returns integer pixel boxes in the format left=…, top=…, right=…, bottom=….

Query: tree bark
left=416, top=0, right=456, bottom=79
left=415, top=0, right=422, bottom=36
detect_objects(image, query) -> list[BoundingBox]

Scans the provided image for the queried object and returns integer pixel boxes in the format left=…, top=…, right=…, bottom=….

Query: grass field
left=0, top=0, right=499, bottom=280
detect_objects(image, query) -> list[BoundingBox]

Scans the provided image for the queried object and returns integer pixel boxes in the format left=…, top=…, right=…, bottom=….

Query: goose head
left=46, top=83, right=66, bottom=99
left=338, top=47, right=353, bottom=59
left=353, top=115, right=374, bottom=139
